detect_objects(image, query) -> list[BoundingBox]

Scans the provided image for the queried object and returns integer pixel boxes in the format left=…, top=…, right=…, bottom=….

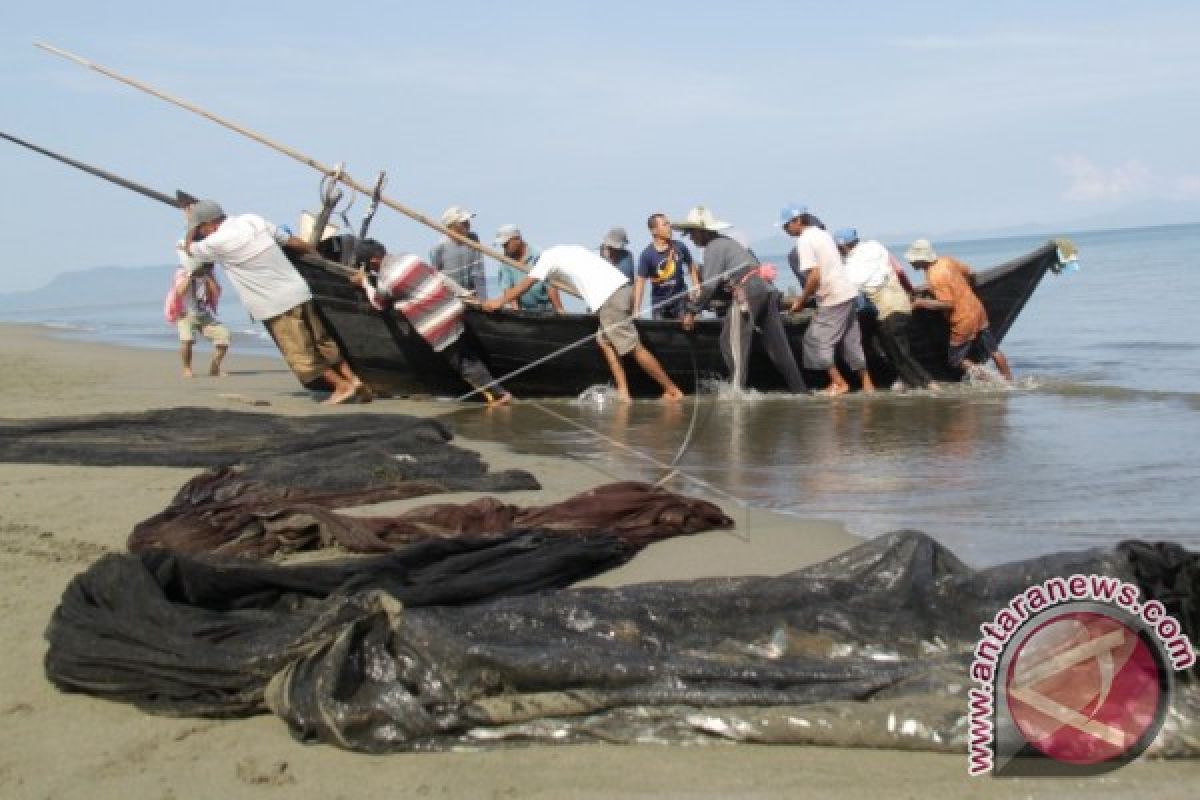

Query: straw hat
left=904, top=238, right=938, bottom=263
left=670, top=206, right=732, bottom=233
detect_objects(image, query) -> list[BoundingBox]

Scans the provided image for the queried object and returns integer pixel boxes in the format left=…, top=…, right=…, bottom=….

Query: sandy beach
left=1, top=323, right=1195, bottom=799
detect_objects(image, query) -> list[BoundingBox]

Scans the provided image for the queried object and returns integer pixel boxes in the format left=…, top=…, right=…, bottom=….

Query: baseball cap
left=440, top=205, right=476, bottom=226
left=833, top=227, right=858, bottom=246
left=186, top=199, right=225, bottom=235
left=601, top=226, right=629, bottom=250
left=494, top=224, right=522, bottom=247
left=777, top=203, right=808, bottom=227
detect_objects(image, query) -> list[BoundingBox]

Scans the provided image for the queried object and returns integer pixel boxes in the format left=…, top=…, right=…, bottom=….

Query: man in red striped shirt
left=351, top=240, right=512, bottom=405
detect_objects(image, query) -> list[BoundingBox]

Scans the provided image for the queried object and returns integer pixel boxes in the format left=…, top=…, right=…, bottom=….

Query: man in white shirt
left=480, top=245, right=683, bottom=402
left=780, top=204, right=874, bottom=396
left=184, top=199, right=367, bottom=405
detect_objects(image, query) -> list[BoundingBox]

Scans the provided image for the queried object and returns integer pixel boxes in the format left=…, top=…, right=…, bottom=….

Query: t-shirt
left=429, top=233, right=486, bottom=294
left=844, top=240, right=912, bottom=318
left=607, top=249, right=636, bottom=281
left=188, top=214, right=311, bottom=321
left=794, top=227, right=859, bottom=307
left=927, top=256, right=988, bottom=345
left=530, top=245, right=628, bottom=312
left=497, top=246, right=553, bottom=312
left=637, top=240, right=693, bottom=303
left=689, top=235, right=758, bottom=314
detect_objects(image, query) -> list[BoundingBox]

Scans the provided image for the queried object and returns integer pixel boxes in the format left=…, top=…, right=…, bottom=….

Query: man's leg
left=632, top=346, right=683, bottom=400
left=205, top=322, right=231, bottom=377
left=837, top=309, right=874, bottom=393
left=179, top=340, right=194, bottom=378
left=992, top=349, right=1014, bottom=381
left=881, top=314, right=933, bottom=389
left=210, top=344, right=228, bottom=377
left=597, top=336, right=632, bottom=402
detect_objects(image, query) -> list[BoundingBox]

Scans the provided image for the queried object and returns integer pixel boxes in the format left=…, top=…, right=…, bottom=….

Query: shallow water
left=449, top=224, right=1200, bottom=566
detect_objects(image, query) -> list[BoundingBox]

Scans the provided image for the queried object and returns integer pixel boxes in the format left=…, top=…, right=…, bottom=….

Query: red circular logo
left=1005, top=611, right=1163, bottom=765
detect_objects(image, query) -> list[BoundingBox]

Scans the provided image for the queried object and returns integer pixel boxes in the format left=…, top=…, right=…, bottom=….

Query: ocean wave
left=1035, top=379, right=1200, bottom=409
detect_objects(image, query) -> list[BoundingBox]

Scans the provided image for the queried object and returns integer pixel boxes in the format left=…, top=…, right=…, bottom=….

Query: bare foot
left=322, top=385, right=357, bottom=405
left=616, top=389, right=634, bottom=404
left=182, top=368, right=194, bottom=379
left=822, top=384, right=849, bottom=397
left=488, top=392, right=514, bottom=407
left=662, top=387, right=684, bottom=401
left=353, top=382, right=374, bottom=403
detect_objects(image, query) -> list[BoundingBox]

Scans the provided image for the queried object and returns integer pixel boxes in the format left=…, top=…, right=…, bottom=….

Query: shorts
left=176, top=314, right=230, bottom=345
left=948, top=328, right=999, bottom=367
left=801, top=298, right=865, bottom=371
left=596, top=284, right=639, bottom=357
left=264, top=301, right=344, bottom=383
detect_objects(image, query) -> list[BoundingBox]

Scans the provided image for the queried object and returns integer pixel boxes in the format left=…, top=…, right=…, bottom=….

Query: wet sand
left=0, top=323, right=1194, bottom=799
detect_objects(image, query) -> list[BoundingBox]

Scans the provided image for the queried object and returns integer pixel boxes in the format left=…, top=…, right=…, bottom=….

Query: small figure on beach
left=635, top=213, right=702, bottom=320
left=599, top=226, right=636, bottom=282
left=675, top=207, right=807, bottom=393
left=429, top=205, right=487, bottom=297
left=482, top=244, right=683, bottom=402
left=780, top=204, right=874, bottom=396
left=352, top=240, right=512, bottom=406
left=182, top=198, right=369, bottom=404
left=906, top=238, right=1014, bottom=382
left=494, top=225, right=562, bottom=313
left=834, top=228, right=935, bottom=391
left=166, top=245, right=230, bottom=378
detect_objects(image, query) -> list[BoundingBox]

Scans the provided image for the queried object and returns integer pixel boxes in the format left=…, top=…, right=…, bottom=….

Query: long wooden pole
left=34, top=42, right=581, bottom=299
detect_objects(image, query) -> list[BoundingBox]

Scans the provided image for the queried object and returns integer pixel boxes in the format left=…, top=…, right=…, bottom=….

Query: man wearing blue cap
left=834, top=228, right=934, bottom=390
left=780, top=205, right=874, bottom=395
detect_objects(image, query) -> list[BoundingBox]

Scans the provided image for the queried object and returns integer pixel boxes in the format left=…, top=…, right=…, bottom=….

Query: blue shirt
left=497, top=246, right=553, bottom=312
left=637, top=240, right=693, bottom=303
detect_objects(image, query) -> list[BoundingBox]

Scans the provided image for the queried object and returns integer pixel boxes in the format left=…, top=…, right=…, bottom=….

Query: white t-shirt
left=530, top=245, right=628, bottom=312
left=842, top=240, right=893, bottom=293
left=188, top=213, right=311, bottom=320
left=794, top=227, right=859, bottom=307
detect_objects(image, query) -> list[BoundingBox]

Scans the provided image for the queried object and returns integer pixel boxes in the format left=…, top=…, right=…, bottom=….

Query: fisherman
left=906, top=238, right=1014, bottom=381
left=493, top=225, right=563, bottom=313
left=599, top=226, right=636, bottom=281
left=182, top=198, right=368, bottom=404
left=675, top=207, right=807, bottom=393
left=351, top=240, right=512, bottom=406
left=166, top=245, right=230, bottom=378
left=635, top=212, right=702, bottom=320
left=834, top=228, right=935, bottom=391
left=429, top=205, right=487, bottom=296
left=780, top=204, right=874, bottom=396
left=481, top=244, right=683, bottom=402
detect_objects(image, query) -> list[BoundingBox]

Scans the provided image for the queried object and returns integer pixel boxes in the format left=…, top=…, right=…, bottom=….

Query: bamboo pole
left=34, top=42, right=581, bottom=300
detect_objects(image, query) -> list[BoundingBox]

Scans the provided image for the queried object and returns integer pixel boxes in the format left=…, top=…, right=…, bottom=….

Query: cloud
left=1055, top=155, right=1153, bottom=202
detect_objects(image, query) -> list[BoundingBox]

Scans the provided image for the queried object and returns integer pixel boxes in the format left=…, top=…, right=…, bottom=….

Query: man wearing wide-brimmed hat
left=780, top=203, right=873, bottom=396
left=183, top=198, right=368, bottom=405
left=430, top=205, right=487, bottom=297
left=674, top=207, right=806, bottom=393
left=906, top=238, right=1014, bottom=381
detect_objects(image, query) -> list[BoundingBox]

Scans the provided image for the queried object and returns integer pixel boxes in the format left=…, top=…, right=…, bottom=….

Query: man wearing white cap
left=429, top=205, right=487, bottom=296
left=481, top=244, right=682, bottom=402
left=599, top=227, right=635, bottom=282
left=674, top=207, right=807, bottom=393
left=183, top=198, right=367, bottom=404
left=493, top=225, right=562, bottom=313
left=906, top=238, right=1013, bottom=381
left=780, top=204, right=874, bottom=396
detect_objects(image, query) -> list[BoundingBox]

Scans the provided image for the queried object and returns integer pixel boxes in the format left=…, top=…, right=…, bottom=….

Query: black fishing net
left=0, top=408, right=537, bottom=494
left=44, top=530, right=1200, bottom=754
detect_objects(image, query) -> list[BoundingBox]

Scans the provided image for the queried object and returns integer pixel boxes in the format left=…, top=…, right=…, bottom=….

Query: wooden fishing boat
left=295, top=240, right=1069, bottom=397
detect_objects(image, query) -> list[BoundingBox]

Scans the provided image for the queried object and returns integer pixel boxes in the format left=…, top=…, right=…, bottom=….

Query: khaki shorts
left=596, top=284, right=639, bottom=357
left=263, top=302, right=343, bottom=383
left=176, top=315, right=230, bottom=345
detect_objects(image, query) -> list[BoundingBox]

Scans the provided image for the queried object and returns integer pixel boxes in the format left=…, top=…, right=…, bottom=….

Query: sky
left=2, top=0, right=1199, bottom=292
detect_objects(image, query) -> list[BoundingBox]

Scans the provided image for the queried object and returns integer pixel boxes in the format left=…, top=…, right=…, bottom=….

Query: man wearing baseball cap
left=493, top=224, right=562, bottom=313
left=429, top=205, right=487, bottom=296
left=780, top=203, right=874, bottom=395
left=183, top=198, right=367, bottom=404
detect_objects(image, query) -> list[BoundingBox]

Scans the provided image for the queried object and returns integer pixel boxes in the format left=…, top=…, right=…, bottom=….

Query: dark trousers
left=878, top=313, right=933, bottom=389
left=719, top=277, right=807, bottom=393
left=443, top=338, right=508, bottom=401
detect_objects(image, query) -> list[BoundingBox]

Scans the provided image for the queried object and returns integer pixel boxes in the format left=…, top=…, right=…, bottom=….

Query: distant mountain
left=0, top=264, right=175, bottom=311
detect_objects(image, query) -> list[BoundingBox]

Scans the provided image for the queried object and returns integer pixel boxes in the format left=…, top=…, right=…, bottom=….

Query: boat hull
left=291, top=241, right=1062, bottom=397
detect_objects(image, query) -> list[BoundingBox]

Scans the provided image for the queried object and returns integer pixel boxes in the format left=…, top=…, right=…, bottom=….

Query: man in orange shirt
left=906, top=238, right=1014, bottom=381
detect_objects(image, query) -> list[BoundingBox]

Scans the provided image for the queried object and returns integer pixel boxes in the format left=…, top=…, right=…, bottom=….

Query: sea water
left=4, top=224, right=1198, bottom=566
